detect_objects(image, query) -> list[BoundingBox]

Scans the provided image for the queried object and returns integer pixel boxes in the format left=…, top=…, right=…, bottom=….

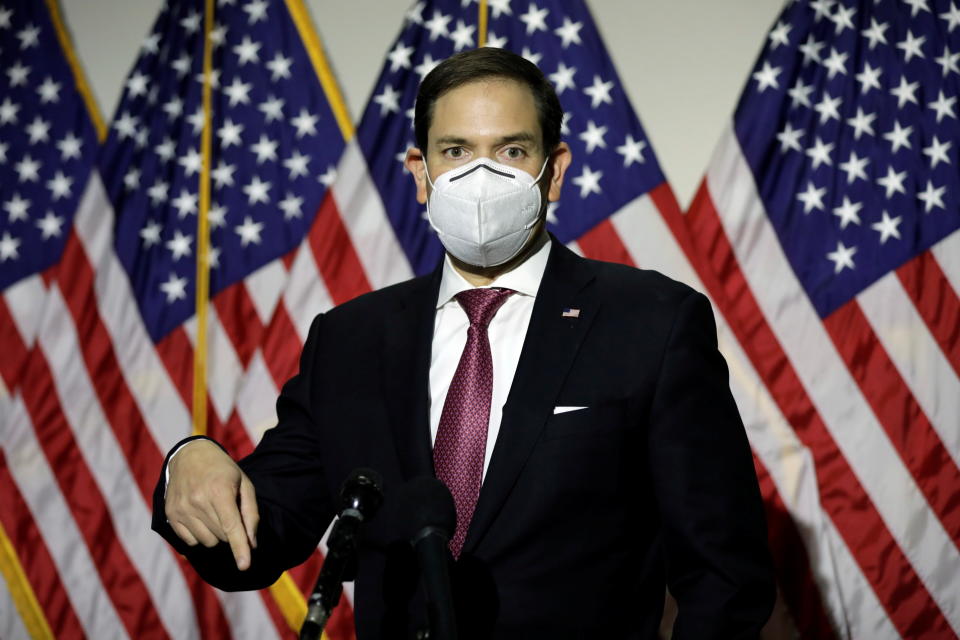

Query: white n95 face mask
left=425, top=157, right=548, bottom=268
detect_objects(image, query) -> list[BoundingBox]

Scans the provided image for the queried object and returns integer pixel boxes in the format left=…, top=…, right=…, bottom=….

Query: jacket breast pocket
left=540, top=399, right=629, bottom=441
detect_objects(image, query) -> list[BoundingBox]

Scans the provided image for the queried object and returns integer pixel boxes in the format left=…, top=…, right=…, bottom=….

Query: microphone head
left=393, top=476, right=456, bottom=543
left=338, top=467, right=384, bottom=518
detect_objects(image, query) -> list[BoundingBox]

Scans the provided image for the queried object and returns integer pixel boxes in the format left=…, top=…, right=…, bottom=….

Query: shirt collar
left=436, top=236, right=552, bottom=309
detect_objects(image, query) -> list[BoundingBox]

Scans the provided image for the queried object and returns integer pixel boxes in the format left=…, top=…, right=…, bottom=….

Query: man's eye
left=444, top=147, right=465, bottom=159
left=504, top=147, right=525, bottom=159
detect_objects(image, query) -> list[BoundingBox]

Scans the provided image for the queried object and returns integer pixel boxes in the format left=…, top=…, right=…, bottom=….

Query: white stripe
left=39, top=286, right=196, bottom=639
left=284, top=241, right=335, bottom=340
left=0, top=554, right=32, bottom=640
left=612, top=190, right=894, bottom=637
left=332, top=140, right=414, bottom=290
left=245, top=260, right=289, bottom=326
left=205, top=307, right=245, bottom=424
left=3, top=275, right=46, bottom=352
left=234, top=351, right=281, bottom=445
left=707, top=125, right=960, bottom=631
left=215, top=589, right=282, bottom=640
left=931, top=227, right=960, bottom=296
left=3, top=399, right=127, bottom=640
left=858, top=272, right=960, bottom=462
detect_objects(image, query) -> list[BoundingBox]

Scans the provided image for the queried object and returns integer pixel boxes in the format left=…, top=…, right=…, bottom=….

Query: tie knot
left=455, top=288, right=514, bottom=327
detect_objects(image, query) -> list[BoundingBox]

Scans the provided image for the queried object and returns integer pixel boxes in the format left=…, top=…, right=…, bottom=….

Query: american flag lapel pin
left=562, top=308, right=581, bottom=318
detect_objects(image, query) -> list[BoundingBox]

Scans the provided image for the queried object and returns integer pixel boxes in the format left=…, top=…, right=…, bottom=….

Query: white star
left=822, top=47, right=848, bottom=79
left=171, top=189, right=198, bottom=218
left=216, top=118, right=243, bottom=148
left=318, top=166, right=337, bottom=187
left=147, top=179, right=169, bottom=205
left=935, top=46, right=960, bottom=76
left=839, top=151, right=869, bottom=184
left=917, top=180, right=946, bottom=212
left=163, top=96, right=183, bottom=120
left=156, top=137, right=176, bottom=162
left=16, top=23, right=40, bottom=49
left=0, top=7, right=12, bottom=29
left=805, top=136, right=834, bottom=169
left=223, top=78, right=252, bottom=106
left=140, top=220, right=162, bottom=247
left=796, top=181, right=826, bottom=213
left=578, top=120, right=608, bottom=153
left=266, top=53, right=293, bottom=80
left=942, top=3, right=960, bottom=32
left=235, top=215, right=264, bottom=246
left=291, top=108, right=319, bottom=137
left=788, top=79, right=814, bottom=108
left=809, top=0, right=835, bottom=22
left=124, top=167, right=141, bottom=191
left=883, top=121, right=913, bottom=153
left=172, top=54, right=192, bottom=78
left=488, top=0, right=512, bottom=18
left=134, top=126, right=149, bottom=149
left=768, top=20, right=791, bottom=48
left=243, top=0, right=268, bottom=23
left=846, top=107, right=876, bottom=140
left=897, top=30, right=926, bottom=62
left=871, top=211, right=902, bottom=244
left=243, top=176, right=271, bottom=205
left=36, top=76, right=61, bottom=103
left=180, top=10, right=201, bottom=33
left=813, top=92, right=841, bottom=123
left=827, top=241, right=857, bottom=274
left=546, top=201, right=559, bottom=225
left=616, top=134, right=647, bottom=167
left=520, top=47, right=542, bottom=66
left=207, top=204, right=227, bottom=229
left=283, top=150, right=311, bottom=179
left=46, top=171, right=74, bottom=200
left=414, top=54, right=441, bottom=79
left=890, top=76, right=919, bottom=108
left=0, top=232, right=21, bottom=262
left=450, top=20, right=475, bottom=51
left=752, top=61, right=782, bottom=91
left=207, top=246, right=221, bottom=269
left=862, top=17, right=889, bottom=49
left=833, top=196, right=863, bottom=228
left=374, top=84, right=402, bottom=115
left=406, top=1, right=425, bottom=24
left=584, top=75, right=613, bottom=108
left=233, top=35, right=261, bottom=65
left=0, top=98, right=19, bottom=124
left=14, top=155, right=41, bottom=182
left=424, top=9, right=452, bottom=40
left=519, top=3, right=549, bottom=35
left=57, top=132, right=83, bottom=161
left=856, top=62, right=882, bottom=94
left=125, top=71, right=149, bottom=99
left=36, top=211, right=65, bottom=240
left=278, top=193, right=304, bottom=219
left=798, top=35, right=824, bottom=64
left=776, top=122, right=804, bottom=152
left=572, top=165, right=602, bottom=198
left=250, top=135, right=278, bottom=163
left=903, top=0, right=930, bottom=17
left=209, top=22, right=228, bottom=48
left=160, top=273, right=188, bottom=303
left=212, top=160, right=237, bottom=188
left=485, top=31, right=508, bottom=48
left=831, top=4, right=856, bottom=33
left=179, top=148, right=202, bottom=176
left=876, top=166, right=907, bottom=198
left=26, top=116, right=50, bottom=144
left=928, top=90, right=957, bottom=123
left=549, top=62, right=577, bottom=94
left=7, top=61, right=29, bottom=87
left=166, top=229, right=193, bottom=261
left=141, top=31, right=161, bottom=54
left=258, top=95, right=284, bottom=122
left=187, top=107, right=206, bottom=134
left=0, top=141, right=8, bottom=164
left=3, top=193, right=30, bottom=222
left=555, top=17, right=583, bottom=48
left=922, top=135, right=952, bottom=168
left=387, top=43, right=414, bottom=73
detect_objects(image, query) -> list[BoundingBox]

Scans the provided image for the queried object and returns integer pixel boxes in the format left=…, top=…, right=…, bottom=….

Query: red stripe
left=896, top=251, right=960, bottom=379
left=824, top=301, right=960, bottom=545
left=56, top=232, right=234, bottom=638
left=213, top=281, right=265, bottom=369
left=18, top=346, right=171, bottom=639
left=309, top=192, right=372, bottom=305
left=261, top=303, right=305, bottom=388
left=575, top=218, right=636, bottom=266
left=0, top=297, right=30, bottom=389
left=679, top=181, right=954, bottom=638
left=0, top=450, right=87, bottom=639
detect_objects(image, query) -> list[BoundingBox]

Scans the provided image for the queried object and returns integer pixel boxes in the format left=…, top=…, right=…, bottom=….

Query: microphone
left=396, top=477, right=458, bottom=640
left=300, top=468, right=383, bottom=640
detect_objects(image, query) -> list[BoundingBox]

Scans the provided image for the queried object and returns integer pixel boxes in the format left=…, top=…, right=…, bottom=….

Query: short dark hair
left=414, top=48, right=563, bottom=154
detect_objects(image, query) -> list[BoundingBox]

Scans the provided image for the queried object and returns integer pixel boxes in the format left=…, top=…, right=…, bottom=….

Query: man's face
left=405, top=78, right=570, bottom=205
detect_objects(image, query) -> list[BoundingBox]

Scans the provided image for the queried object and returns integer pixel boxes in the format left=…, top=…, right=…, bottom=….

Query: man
left=154, top=48, right=775, bottom=638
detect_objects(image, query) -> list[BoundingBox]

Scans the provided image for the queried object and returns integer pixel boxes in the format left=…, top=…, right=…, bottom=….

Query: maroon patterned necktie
left=433, top=287, right=514, bottom=558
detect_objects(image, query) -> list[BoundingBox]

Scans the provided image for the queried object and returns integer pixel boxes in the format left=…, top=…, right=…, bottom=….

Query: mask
left=424, top=157, right=548, bottom=268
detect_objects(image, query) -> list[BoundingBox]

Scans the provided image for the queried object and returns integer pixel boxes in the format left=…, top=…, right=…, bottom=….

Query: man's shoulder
left=322, top=271, right=436, bottom=323
left=573, top=250, right=702, bottom=308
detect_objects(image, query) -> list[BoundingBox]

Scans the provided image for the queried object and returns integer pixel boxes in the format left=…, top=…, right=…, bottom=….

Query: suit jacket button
left=415, top=628, right=430, bottom=640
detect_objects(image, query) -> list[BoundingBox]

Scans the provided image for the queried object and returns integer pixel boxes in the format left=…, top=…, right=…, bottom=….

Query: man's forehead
left=428, top=78, right=541, bottom=142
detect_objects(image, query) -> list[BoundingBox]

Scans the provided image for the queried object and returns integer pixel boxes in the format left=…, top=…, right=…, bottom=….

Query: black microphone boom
left=299, top=468, right=383, bottom=640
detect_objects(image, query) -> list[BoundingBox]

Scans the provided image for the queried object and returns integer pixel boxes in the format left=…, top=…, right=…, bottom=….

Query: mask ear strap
left=533, top=156, right=550, bottom=183
left=423, top=158, right=437, bottom=190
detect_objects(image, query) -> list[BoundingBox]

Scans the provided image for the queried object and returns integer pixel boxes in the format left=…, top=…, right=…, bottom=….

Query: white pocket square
left=553, top=405, right=588, bottom=415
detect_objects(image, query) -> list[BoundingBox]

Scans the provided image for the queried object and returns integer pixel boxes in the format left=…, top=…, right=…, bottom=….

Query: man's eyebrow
left=433, top=132, right=539, bottom=146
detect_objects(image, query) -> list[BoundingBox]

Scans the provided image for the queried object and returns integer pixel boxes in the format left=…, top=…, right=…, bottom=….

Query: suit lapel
left=381, top=269, right=441, bottom=481
left=463, top=240, right=599, bottom=553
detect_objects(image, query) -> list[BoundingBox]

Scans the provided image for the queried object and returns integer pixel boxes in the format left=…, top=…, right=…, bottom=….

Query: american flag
left=1, top=0, right=360, bottom=637
left=685, top=0, right=960, bottom=637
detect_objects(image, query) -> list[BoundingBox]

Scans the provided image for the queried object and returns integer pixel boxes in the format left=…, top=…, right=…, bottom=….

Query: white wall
left=59, top=0, right=783, bottom=208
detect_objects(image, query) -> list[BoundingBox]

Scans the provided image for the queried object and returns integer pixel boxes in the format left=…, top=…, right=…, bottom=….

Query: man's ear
left=405, top=147, right=429, bottom=204
left=546, top=142, right=572, bottom=202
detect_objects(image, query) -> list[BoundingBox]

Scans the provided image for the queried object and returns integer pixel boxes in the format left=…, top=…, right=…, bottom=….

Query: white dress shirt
left=429, top=238, right=551, bottom=480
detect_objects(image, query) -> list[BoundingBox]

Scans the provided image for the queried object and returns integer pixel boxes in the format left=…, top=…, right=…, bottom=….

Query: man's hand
left=164, top=440, right=259, bottom=570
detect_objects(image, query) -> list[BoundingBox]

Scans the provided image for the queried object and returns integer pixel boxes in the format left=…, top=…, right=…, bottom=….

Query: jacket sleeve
left=647, top=290, right=775, bottom=639
left=151, top=314, right=336, bottom=591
